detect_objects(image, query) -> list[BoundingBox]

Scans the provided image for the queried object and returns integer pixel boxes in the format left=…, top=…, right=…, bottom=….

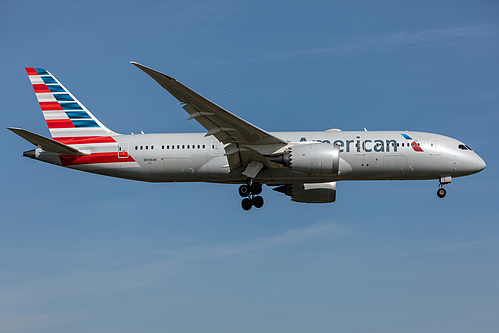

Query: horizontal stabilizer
left=7, top=127, right=87, bottom=156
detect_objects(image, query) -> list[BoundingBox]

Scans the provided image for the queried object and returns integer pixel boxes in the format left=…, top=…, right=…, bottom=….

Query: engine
left=272, top=142, right=340, bottom=176
left=274, top=182, right=337, bottom=203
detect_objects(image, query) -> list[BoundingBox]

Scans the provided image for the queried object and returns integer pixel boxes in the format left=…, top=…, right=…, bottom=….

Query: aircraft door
left=118, top=142, right=129, bottom=158
left=211, top=140, right=221, bottom=157
left=430, top=139, right=440, bottom=155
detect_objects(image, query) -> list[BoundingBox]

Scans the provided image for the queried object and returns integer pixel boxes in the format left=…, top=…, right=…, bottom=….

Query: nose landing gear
left=437, top=176, right=451, bottom=199
left=239, top=180, right=264, bottom=210
left=437, top=186, right=447, bottom=198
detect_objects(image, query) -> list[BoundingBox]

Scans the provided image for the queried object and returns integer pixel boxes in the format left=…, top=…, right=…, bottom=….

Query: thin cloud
left=425, top=238, right=496, bottom=252
left=206, top=222, right=341, bottom=256
left=257, top=25, right=498, bottom=61
left=0, top=314, right=64, bottom=333
left=389, top=238, right=497, bottom=260
left=20, top=222, right=344, bottom=295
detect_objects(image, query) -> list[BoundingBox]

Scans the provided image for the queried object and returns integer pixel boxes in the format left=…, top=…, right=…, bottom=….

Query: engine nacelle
left=274, top=182, right=337, bottom=203
left=273, top=143, right=340, bottom=176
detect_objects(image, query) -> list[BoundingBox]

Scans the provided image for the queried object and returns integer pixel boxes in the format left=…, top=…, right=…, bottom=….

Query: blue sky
left=1, top=1, right=498, bottom=332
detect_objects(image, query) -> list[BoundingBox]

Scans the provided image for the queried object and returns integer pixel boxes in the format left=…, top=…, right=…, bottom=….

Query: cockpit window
left=458, top=144, right=473, bottom=151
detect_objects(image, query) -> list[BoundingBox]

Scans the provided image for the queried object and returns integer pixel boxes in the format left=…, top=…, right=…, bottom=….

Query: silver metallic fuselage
left=53, top=130, right=485, bottom=185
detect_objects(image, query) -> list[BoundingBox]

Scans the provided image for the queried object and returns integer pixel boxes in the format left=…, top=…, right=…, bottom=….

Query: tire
left=253, top=196, right=264, bottom=208
left=250, top=182, right=262, bottom=195
left=239, top=185, right=250, bottom=197
left=437, top=188, right=447, bottom=198
left=241, top=198, right=253, bottom=210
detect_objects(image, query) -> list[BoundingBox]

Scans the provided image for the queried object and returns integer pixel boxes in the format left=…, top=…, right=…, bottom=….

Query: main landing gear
left=437, top=176, right=451, bottom=199
left=239, top=180, right=264, bottom=211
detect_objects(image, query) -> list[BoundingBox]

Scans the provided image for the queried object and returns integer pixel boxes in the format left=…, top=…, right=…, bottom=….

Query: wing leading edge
left=131, top=62, right=288, bottom=171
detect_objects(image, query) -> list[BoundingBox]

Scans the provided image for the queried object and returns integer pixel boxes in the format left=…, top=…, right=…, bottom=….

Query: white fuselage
left=39, top=130, right=484, bottom=185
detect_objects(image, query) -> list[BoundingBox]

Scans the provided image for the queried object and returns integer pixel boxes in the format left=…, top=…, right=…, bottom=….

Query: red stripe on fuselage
left=39, top=101, right=63, bottom=111
left=54, top=136, right=116, bottom=144
left=59, top=152, right=135, bottom=166
left=46, top=119, right=75, bottom=128
left=25, top=67, right=38, bottom=75
left=33, top=84, right=50, bottom=93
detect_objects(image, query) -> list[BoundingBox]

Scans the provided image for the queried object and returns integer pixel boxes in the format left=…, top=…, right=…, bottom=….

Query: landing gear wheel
left=252, top=195, right=264, bottom=208
left=250, top=182, right=262, bottom=195
left=239, top=180, right=265, bottom=210
left=239, top=185, right=251, bottom=197
left=241, top=198, right=253, bottom=210
left=437, top=188, right=447, bottom=198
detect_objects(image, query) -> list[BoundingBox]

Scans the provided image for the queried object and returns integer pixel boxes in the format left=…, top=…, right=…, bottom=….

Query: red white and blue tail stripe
left=25, top=67, right=117, bottom=143
left=24, top=68, right=138, bottom=167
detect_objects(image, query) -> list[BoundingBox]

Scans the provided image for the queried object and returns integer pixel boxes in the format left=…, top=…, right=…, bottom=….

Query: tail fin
left=25, top=67, right=117, bottom=143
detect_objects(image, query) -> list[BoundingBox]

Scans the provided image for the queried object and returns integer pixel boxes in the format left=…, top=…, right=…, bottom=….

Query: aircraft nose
left=476, top=155, right=486, bottom=173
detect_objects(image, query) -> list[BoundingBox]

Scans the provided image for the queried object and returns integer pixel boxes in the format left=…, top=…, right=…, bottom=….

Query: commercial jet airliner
left=8, top=63, right=486, bottom=210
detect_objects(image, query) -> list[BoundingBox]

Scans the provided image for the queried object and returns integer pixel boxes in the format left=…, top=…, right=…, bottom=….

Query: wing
left=131, top=62, right=288, bottom=171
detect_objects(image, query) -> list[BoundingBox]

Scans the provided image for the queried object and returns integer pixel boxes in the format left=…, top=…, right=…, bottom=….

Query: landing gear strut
left=239, top=180, right=264, bottom=210
left=437, top=176, right=451, bottom=199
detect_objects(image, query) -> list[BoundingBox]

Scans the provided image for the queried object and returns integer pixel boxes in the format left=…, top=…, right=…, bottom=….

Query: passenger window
left=140, top=146, right=143, bottom=150
left=146, top=146, right=148, bottom=150
left=177, top=145, right=180, bottom=149
left=162, top=145, right=164, bottom=149
left=135, top=146, right=138, bottom=150
left=182, top=145, right=185, bottom=149
left=151, top=146, right=154, bottom=150
left=187, top=145, right=190, bottom=149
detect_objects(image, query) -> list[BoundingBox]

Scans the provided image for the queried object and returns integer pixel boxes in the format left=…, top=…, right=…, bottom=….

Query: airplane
left=8, top=63, right=486, bottom=210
